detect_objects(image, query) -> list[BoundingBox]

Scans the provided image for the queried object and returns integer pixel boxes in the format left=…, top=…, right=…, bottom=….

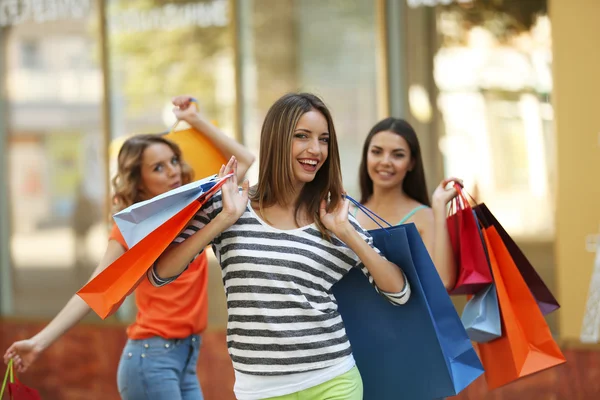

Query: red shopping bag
left=447, top=184, right=493, bottom=294
left=77, top=177, right=228, bottom=319
left=1, top=360, right=41, bottom=400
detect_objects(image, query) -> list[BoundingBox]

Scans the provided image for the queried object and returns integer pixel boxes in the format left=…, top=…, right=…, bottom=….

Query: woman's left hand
left=320, top=196, right=352, bottom=237
left=432, top=177, right=463, bottom=210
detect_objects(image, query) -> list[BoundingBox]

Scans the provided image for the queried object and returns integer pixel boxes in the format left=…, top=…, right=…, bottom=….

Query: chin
left=371, top=179, right=401, bottom=190
left=295, top=175, right=317, bottom=184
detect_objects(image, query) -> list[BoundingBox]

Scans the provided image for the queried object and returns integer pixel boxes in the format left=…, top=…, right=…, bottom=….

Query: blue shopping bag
left=332, top=197, right=484, bottom=400
left=461, top=284, right=502, bottom=343
left=461, top=210, right=502, bottom=343
left=113, top=173, right=230, bottom=248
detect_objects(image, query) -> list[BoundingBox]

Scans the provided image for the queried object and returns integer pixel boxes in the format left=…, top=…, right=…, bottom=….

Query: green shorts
left=265, top=366, right=363, bottom=400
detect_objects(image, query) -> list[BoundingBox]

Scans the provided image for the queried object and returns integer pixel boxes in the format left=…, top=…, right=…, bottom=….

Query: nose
left=380, top=153, right=392, bottom=165
left=166, top=164, right=178, bottom=177
left=307, top=138, right=320, bottom=155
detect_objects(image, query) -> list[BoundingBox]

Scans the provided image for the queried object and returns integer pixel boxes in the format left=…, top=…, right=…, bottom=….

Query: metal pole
left=386, top=0, right=408, bottom=118
left=98, top=0, right=112, bottom=221
left=0, top=26, right=13, bottom=315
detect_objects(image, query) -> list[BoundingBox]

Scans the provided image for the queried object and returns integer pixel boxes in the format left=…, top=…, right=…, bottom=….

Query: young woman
left=150, top=93, right=411, bottom=400
left=3, top=96, right=255, bottom=400
left=354, top=117, right=459, bottom=290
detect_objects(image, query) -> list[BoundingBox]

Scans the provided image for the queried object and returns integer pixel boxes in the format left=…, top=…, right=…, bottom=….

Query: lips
left=375, top=170, right=395, bottom=177
left=170, top=181, right=182, bottom=189
left=298, top=158, right=319, bottom=172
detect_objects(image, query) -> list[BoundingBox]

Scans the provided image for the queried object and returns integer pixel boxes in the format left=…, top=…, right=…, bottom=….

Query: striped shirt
left=168, top=192, right=410, bottom=376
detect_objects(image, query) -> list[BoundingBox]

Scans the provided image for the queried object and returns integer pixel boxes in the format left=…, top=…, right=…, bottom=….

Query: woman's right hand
left=4, top=338, right=43, bottom=373
left=218, top=156, right=249, bottom=225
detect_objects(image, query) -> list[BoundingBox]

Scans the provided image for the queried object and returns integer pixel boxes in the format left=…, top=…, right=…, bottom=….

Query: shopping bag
left=113, top=173, right=230, bottom=248
left=164, top=101, right=227, bottom=180
left=1, top=359, right=42, bottom=400
left=474, top=203, right=560, bottom=315
left=332, top=196, right=484, bottom=400
left=476, top=227, right=566, bottom=389
left=461, top=209, right=502, bottom=343
left=77, top=175, right=229, bottom=319
left=461, top=284, right=502, bottom=343
left=447, top=185, right=493, bottom=294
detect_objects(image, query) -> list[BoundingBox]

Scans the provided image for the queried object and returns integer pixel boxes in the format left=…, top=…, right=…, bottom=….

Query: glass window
left=433, top=3, right=554, bottom=239
left=4, top=5, right=107, bottom=318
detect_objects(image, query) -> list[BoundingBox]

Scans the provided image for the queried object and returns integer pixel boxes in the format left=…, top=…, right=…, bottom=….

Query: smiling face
left=139, top=142, right=183, bottom=198
left=290, top=110, right=330, bottom=187
left=366, top=130, right=414, bottom=191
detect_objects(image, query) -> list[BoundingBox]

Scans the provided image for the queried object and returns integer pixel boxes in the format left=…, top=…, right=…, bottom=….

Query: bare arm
left=172, top=96, right=255, bottom=181
left=4, top=240, right=125, bottom=372
left=320, top=198, right=408, bottom=300
left=152, top=157, right=249, bottom=283
left=420, top=207, right=457, bottom=290
left=152, top=213, right=232, bottom=282
left=338, top=225, right=407, bottom=294
left=423, top=177, right=463, bottom=290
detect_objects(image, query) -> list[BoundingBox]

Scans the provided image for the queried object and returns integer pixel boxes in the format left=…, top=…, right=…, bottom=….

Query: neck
left=286, top=180, right=305, bottom=208
left=258, top=181, right=305, bottom=211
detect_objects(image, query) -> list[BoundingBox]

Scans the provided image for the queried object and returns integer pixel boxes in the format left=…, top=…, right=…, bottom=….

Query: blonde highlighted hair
left=111, top=134, right=193, bottom=213
left=250, top=92, right=343, bottom=240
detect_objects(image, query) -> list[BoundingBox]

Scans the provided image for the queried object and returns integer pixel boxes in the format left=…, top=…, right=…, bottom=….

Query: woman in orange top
left=3, top=96, right=255, bottom=400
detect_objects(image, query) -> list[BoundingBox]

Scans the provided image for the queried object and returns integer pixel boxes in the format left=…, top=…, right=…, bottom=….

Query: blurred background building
left=0, top=0, right=599, bottom=398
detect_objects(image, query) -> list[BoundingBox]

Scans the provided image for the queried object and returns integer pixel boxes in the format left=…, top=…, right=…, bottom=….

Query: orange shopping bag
left=164, top=101, right=227, bottom=180
left=77, top=177, right=228, bottom=319
left=477, top=226, right=566, bottom=389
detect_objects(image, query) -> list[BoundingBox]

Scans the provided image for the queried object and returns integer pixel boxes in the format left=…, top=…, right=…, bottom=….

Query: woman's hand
left=432, top=177, right=463, bottom=211
left=319, top=195, right=352, bottom=239
left=4, top=338, right=44, bottom=373
left=218, top=156, right=249, bottom=226
left=172, top=95, right=200, bottom=123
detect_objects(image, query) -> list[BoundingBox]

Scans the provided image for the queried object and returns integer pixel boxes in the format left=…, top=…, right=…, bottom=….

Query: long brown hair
left=111, top=134, right=193, bottom=213
left=358, top=117, right=430, bottom=206
left=250, top=93, right=343, bottom=239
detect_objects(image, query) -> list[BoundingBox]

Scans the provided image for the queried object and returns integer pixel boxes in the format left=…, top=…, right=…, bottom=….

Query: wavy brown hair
left=111, top=134, right=193, bottom=213
left=249, top=93, right=343, bottom=240
left=359, top=117, right=430, bottom=206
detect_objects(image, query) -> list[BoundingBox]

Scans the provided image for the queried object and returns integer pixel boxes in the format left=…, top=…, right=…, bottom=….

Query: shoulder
left=108, top=224, right=128, bottom=250
left=412, top=205, right=434, bottom=236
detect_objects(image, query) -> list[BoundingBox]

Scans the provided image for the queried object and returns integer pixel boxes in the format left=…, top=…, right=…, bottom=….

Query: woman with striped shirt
left=152, top=93, right=411, bottom=399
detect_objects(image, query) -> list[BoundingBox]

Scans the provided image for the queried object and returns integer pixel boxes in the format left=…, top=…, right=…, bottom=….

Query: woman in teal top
left=353, top=117, right=459, bottom=290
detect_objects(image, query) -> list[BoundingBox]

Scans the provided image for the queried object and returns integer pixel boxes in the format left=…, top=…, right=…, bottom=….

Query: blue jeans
left=117, top=334, right=203, bottom=400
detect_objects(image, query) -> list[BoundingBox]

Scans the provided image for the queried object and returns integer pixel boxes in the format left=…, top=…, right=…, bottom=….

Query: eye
left=394, top=153, right=405, bottom=159
left=294, top=133, right=308, bottom=139
left=153, top=163, right=164, bottom=172
left=171, top=156, right=180, bottom=165
left=370, top=148, right=381, bottom=155
left=320, top=137, right=329, bottom=143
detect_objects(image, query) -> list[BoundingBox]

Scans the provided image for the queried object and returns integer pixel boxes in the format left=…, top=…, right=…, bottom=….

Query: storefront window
left=433, top=1, right=554, bottom=239
left=106, top=0, right=234, bottom=141
left=3, top=3, right=106, bottom=317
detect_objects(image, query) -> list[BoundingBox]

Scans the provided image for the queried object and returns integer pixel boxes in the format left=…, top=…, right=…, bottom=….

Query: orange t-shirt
left=109, top=224, right=209, bottom=340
